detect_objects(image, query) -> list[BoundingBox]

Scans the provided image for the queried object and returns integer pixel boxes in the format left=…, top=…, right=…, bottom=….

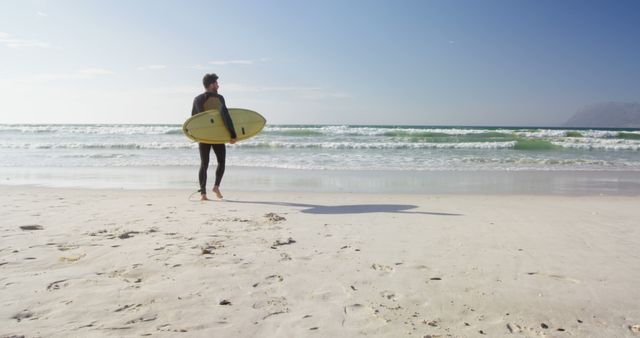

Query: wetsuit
left=191, top=92, right=237, bottom=193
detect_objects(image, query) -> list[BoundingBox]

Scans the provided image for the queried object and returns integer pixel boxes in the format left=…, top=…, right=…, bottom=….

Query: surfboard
left=183, top=108, right=266, bottom=144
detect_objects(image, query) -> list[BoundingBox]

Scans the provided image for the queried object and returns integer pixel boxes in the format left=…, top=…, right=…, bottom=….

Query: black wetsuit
left=191, top=92, right=237, bottom=193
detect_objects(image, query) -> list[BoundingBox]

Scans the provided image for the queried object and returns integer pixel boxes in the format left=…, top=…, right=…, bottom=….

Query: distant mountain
left=564, top=102, right=640, bottom=128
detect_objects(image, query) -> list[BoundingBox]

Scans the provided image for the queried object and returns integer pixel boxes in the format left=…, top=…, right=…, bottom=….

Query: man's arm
left=219, top=96, right=237, bottom=140
left=191, top=95, right=202, bottom=116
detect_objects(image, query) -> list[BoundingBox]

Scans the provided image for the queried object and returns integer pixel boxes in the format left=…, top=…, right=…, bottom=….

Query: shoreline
left=1, top=186, right=639, bottom=337
left=1, top=166, right=640, bottom=195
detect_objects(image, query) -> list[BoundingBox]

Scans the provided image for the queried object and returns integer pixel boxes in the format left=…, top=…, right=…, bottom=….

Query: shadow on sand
left=225, top=199, right=462, bottom=216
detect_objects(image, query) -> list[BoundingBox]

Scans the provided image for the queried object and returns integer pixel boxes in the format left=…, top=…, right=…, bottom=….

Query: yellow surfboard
left=183, top=108, right=266, bottom=144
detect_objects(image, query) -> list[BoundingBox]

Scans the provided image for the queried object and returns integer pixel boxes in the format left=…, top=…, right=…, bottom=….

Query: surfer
left=192, top=73, right=237, bottom=201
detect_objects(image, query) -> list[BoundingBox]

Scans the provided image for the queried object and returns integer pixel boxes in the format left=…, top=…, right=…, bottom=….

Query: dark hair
left=203, top=73, right=219, bottom=88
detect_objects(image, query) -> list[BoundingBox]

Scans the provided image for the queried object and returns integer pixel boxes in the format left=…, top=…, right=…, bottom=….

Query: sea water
left=1, top=124, right=639, bottom=193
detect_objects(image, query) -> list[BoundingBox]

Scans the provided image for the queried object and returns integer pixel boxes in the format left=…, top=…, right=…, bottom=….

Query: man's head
left=203, top=73, right=219, bottom=91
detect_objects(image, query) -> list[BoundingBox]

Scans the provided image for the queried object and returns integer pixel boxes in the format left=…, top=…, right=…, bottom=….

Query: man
left=192, top=73, right=237, bottom=201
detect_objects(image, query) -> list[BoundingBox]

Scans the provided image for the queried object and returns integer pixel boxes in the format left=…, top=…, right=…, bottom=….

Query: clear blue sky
left=1, top=0, right=639, bottom=125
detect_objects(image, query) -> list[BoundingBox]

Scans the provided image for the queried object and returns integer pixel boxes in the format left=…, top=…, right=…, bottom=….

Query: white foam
left=1, top=124, right=639, bottom=172
left=553, top=139, right=640, bottom=151
left=236, top=141, right=517, bottom=150
left=0, top=124, right=181, bottom=135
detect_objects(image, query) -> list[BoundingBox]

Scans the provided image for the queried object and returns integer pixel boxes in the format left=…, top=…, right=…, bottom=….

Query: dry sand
left=1, top=186, right=639, bottom=337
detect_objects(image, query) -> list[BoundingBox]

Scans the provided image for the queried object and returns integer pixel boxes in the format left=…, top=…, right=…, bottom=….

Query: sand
left=1, top=185, right=639, bottom=337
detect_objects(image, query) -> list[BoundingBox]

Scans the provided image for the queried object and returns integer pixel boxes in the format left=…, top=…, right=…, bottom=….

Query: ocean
left=1, top=124, right=640, bottom=193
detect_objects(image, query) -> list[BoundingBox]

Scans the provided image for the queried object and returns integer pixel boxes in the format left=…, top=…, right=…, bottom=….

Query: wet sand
left=2, top=166, right=640, bottom=195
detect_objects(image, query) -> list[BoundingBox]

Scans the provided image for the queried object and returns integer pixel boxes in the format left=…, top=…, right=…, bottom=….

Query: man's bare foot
left=200, top=194, right=210, bottom=201
left=212, top=186, right=223, bottom=199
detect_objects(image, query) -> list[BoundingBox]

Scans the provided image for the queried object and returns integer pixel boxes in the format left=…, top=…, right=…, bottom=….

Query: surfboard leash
left=188, top=190, right=201, bottom=201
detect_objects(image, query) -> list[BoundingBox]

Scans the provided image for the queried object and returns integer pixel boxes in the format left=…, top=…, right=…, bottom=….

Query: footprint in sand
left=87, top=229, right=108, bottom=237
left=341, top=303, right=381, bottom=329
left=114, top=304, right=143, bottom=312
left=507, top=323, right=549, bottom=336
left=526, top=272, right=580, bottom=284
left=56, top=243, right=80, bottom=251
left=206, top=217, right=251, bottom=225
left=12, top=309, right=37, bottom=322
left=126, top=314, right=157, bottom=324
left=47, top=279, right=70, bottom=291
left=100, top=264, right=144, bottom=285
left=279, top=252, right=292, bottom=261
left=118, top=231, right=141, bottom=239
left=371, top=263, right=394, bottom=274
left=59, top=253, right=86, bottom=262
left=252, top=297, right=289, bottom=320
left=380, top=290, right=398, bottom=302
left=266, top=274, right=284, bottom=282
left=253, top=274, right=284, bottom=288
left=264, top=213, right=286, bottom=223
left=156, top=323, right=188, bottom=333
left=201, top=240, right=224, bottom=255
left=121, top=267, right=145, bottom=285
left=271, top=237, right=296, bottom=249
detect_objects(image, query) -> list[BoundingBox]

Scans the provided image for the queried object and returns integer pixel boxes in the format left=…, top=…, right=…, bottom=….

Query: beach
left=2, top=123, right=640, bottom=337
left=3, top=0, right=640, bottom=335
left=2, top=185, right=640, bottom=337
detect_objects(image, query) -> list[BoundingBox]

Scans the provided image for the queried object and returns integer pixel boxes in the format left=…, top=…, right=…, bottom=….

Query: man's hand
left=229, top=138, right=237, bottom=144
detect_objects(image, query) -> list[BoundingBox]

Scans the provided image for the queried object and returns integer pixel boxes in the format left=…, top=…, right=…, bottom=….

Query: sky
left=0, top=0, right=639, bottom=126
